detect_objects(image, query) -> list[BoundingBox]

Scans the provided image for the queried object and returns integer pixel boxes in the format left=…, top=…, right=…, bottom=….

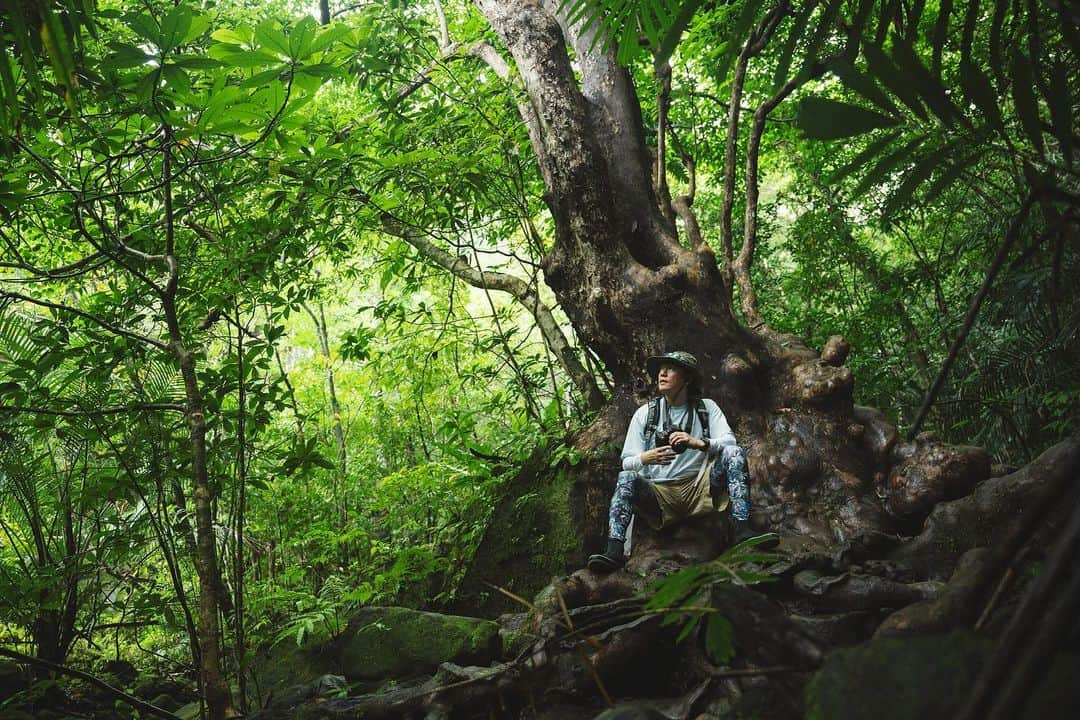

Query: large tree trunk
left=455, top=0, right=987, bottom=616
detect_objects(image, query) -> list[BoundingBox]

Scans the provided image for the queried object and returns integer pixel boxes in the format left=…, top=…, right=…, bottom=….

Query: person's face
left=657, top=362, right=687, bottom=392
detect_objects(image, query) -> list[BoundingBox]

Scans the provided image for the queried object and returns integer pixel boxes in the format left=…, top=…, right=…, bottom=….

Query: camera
left=656, top=426, right=689, bottom=454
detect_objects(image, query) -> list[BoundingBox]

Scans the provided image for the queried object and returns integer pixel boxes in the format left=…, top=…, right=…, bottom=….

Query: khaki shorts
left=638, top=457, right=728, bottom=530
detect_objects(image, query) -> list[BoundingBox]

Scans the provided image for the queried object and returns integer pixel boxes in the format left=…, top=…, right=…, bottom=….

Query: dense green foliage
left=0, top=0, right=1075, bottom=713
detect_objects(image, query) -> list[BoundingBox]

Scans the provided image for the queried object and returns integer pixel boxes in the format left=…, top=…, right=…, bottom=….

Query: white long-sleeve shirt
left=620, top=397, right=737, bottom=482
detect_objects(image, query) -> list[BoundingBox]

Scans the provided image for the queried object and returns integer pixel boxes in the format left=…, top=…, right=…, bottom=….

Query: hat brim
left=646, top=355, right=698, bottom=379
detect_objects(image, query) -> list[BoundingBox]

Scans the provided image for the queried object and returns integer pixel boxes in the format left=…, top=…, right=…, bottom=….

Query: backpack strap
left=644, top=396, right=661, bottom=444
left=696, top=398, right=710, bottom=440
left=644, top=396, right=710, bottom=442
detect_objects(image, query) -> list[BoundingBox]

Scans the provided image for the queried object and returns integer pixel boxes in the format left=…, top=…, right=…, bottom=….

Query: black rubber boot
left=587, top=539, right=626, bottom=573
left=732, top=519, right=780, bottom=549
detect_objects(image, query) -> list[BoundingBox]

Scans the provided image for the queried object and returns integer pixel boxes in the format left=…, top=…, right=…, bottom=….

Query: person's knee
left=631, top=476, right=660, bottom=515
left=721, top=445, right=746, bottom=465
left=613, top=471, right=637, bottom=501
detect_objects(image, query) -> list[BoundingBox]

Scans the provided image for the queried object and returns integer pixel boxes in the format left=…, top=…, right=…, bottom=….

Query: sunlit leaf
left=289, top=16, right=318, bottom=60
left=254, top=20, right=292, bottom=59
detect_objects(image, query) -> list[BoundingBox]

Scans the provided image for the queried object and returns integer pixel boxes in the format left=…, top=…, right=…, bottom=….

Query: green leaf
left=182, top=15, right=211, bottom=45
left=795, top=0, right=843, bottom=82
left=828, top=58, right=901, bottom=116
left=705, top=614, right=735, bottom=664
left=127, top=14, right=159, bottom=43
left=862, top=41, right=928, bottom=121
left=104, top=42, right=153, bottom=69
left=1010, top=47, right=1045, bottom=156
left=172, top=55, right=225, bottom=70
left=645, top=564, right=709, bottom=610
left=0, top=46, right=18, bottom=121
left=207, top=44, right=281, bottom=68
left=722, top=0, right=758, bottom=80
left=1045, top=58, right=1073, bottom=165
left=255, top=20, right=292, bottom=59
left=920, top=149, right=978, bottom=206
left=161, top=64, right=190, bottom=95
left=772, top=2, right=815, bottom=92
left=210, top=28, right=248, bottom=45
left=958, top=58, right=1004, bottom=132
left=881, top=145, right=948, bottom=219
left=160, top=4, right=193, bottom=51
left=890, top=40, right=963, bottom=128
left=289, top=16, right=318, bottom=60
left=844, top=0, right=878, bottom=61
left=7, top=0, right=42, bottom=96
left=655, top=0, right=707, bottom=68
left=796, top=96, right=900, bottom=140
left=850, top=134, right=923, bottom=198
left=307, top=24, right=352, bottom=57
left=253, top=81, right=286, bottom=112
left=40, top=8, right=77, bottom=111
left=675, top=613, right=702, bottom=642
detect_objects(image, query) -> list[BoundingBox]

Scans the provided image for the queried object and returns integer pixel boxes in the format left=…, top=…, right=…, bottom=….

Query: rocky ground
left=2, top=436, right=1077, bottom=720
left=241, top=435, right=1080, bottom=719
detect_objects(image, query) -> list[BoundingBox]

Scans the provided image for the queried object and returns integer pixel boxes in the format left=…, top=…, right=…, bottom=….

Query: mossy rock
left=339, top=606, right=501, bottom=682
left=452, top=444, right=587, bottom=617
left=805, top=629, right=1080, bottom=720
left=249, top=630, right=340, bottom=702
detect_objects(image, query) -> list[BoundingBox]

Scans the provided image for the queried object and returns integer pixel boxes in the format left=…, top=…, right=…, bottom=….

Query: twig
left=704, top=666, right=802, bottom=678
left=0, top=648, right=181, bottom=720
left=907, top=192, right=1036, bottom=439
left=955, top=475, right=1080, bottom=720
left=556, top=585, right=614, bottom=708
left=0, top=291, right=170, bottom=350
left=0, top=404, right=185, bottom=417
left=485, top=582, right=536, bottom=612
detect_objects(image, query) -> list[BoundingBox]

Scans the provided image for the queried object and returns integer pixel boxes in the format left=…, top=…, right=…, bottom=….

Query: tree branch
left=735, top=72, right=802, bottom=329
left=907, top=193, right=1036, bottom=439
left=720, top=1, right=789, bottom=299
left=382, top=214, right=604, bottom=409
left=0, top=291, right=170, bottom=350
left=667, top=125, right=712, bottom=259
left=0, top=404, right=185, bottom=417
left=432, top=0, right=451, bottom=48
left=0, top=648, right=181, bottom=720
left=654, top=62, right=675, bottom=225
left=0, top=230, right=107, bottom=280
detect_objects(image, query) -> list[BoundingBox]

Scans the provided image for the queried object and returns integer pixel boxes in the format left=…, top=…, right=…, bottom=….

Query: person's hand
left=640, top=446, right=675, bottom=465
left=667, top=431, right=706, bottom=452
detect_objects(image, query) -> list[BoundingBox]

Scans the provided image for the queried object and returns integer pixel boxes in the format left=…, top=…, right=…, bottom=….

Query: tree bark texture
left=303, top=300, right=348, bottom=524
left=458, top=0, right=991, bottom=615
left=161, top=140, right=234, bottom=720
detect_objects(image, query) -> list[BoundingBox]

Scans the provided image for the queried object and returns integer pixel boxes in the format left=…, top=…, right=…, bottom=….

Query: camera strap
left=644, top=396, right=711, bottom=444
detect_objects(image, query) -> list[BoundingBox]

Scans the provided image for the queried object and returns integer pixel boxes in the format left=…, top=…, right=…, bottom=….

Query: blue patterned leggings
left=607, top=446, right=751, bottom=541
left=711, top=445, right=750, bottom=522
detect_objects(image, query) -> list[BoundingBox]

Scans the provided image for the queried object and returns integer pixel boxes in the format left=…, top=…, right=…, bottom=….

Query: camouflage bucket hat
left=646, top=351, right=700, bottom=379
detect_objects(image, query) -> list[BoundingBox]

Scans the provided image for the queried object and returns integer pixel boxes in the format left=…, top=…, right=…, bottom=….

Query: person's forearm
left=622, top=454, right=643, bottom=472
